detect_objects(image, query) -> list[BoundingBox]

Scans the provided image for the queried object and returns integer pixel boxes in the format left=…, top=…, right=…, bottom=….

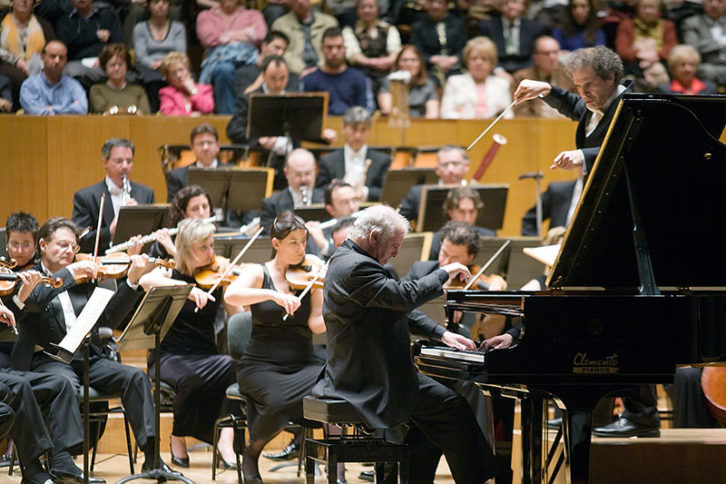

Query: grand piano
left=415, top=94, right=726, bottom=483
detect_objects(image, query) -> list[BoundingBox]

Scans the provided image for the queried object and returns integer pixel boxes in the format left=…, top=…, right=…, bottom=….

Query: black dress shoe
left=141, top=459, right=183, bottom=475
left=21, top=472, right=55, bottom=484
left=359, top=470, right=374, bottom=482
left=50, top=471, right=106, bottom=484
left=546, top=417, right=562, bottom=429
left=592, top=416, right=660, bottom=438
left=217, top=451, right=239, bottom=470
left=170, top=454, right=190, bottom=468
left=262, top=440, right=299, bottom=461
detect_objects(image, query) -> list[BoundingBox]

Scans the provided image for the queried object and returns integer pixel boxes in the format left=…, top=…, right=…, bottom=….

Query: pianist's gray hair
left=565, top=46, right=623, bottom=85
left=350, top=205, right=409, bottom=243
left=175, top=217, right=216, bottom=274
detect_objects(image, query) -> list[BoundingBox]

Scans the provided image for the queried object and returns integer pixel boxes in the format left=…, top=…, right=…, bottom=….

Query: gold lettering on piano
left=572, top=352, right=619, bottom=374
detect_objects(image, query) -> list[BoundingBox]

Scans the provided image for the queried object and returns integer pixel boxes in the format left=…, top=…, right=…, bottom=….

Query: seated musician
left=428, top=186, right=497, bottom=260
left=313, top=205, right=497, bottom=483
left=305, top=180, right=361, bottom=259
left=398, top=145, right=471, bottom=224
left=72, top=138, right=156, bottom=253
left=521, top=170, right=584, bottom=236
left=314, top=106, right=391, bottom=202
left=223, top=212, right=328, bottom=483
left=139, top=218, right=242, bottom=469
left=166, top=124, right=234, bottom=203
left=11, top=217, right=179, bottom=475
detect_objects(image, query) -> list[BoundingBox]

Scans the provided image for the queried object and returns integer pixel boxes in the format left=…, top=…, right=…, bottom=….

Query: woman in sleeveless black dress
left=225, top=212, right=326, bottom=482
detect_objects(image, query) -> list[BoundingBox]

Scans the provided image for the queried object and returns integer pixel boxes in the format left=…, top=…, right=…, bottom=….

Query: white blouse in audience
left=440, top=72, right=512, bottom=120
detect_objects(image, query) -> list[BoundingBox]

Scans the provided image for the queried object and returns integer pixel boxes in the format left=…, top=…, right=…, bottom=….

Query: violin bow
left=463, top=239, right=511, bottom=290
left=92, top=193, right=106, bottom=261
left=282, top=259, right=329, bottom=322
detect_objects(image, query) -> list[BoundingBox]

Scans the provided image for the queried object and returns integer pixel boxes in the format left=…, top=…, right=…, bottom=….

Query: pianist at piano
left=313, top=205, right=497, bottom=483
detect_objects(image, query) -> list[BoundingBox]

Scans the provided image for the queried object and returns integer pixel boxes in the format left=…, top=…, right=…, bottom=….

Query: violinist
left=72, top=138, right=155, bottom=253
left=223, top=212, right=327, bottom=483
left=138, top=217, right=241, bottom=469
left=12, top=217, right=178, bottom=475
left=305, top=180, right=360, bottom=259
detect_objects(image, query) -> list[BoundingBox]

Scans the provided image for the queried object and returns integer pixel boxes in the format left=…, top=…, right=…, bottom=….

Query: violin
left=285, top=255, right=327, bottom=290
left=444, top=265, right=507, bottom=291
left=194, top=256, right=245, bottom=290
left=0, top=267, right=63, bottom=296
left=73, top=253, right=174, bottom=283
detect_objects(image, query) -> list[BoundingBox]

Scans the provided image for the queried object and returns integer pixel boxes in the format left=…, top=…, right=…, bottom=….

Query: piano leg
left=564, top=408, right=592, bottom=484
left=520, top=396, right=544, bottom=484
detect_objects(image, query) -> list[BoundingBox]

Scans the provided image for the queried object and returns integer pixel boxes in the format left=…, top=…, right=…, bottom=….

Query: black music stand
left=247, top=92, right=328, bottom=143
left=416, top=184, right=508, bottom=233
left=115, top=285, right=195, bottom=484
left=379, top=167, right=437, bottom=207
left=113, top=205, right=169, bottom=250
left=294, top=204, right=330, bottom=223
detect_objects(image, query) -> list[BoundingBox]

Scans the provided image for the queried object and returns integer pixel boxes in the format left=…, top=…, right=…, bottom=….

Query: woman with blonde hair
left=658, top=44, right=717, bottom=95
left=158, top=52, right=214, bottom=115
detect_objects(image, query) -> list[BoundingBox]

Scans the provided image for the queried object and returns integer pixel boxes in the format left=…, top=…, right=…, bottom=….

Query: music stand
left=416, top=184, right=508, bottom=233
left=379, top=168, right=437, bottom=207
left=113, top=205, right=169, bottom=251
left=294, top=205, right=330, bottom=223
left=247, top=92, right=329, bottom=142
left=115, top=285, right=195, bottom=484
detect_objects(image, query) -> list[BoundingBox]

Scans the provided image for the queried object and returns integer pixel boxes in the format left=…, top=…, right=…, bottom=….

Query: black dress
left=237, top=265, right=324, bottom=441
left=149, top=270, right=238, bottom=443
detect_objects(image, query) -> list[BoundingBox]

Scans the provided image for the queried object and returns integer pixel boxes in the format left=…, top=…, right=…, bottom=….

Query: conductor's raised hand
left=441, top=330, right=477, bottom=351
left=513, top=79, right=552, bottom=104
left=441, top=262, right=471, bottom=284
left=275, top=292, right=301, bottom=316
left=189, top=286, right=216, bottom=310
left=551, top=149, right=584, bottom=170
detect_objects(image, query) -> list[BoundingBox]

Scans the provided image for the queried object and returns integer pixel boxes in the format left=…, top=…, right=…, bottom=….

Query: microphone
left=518, top=171, right=543, bottom=180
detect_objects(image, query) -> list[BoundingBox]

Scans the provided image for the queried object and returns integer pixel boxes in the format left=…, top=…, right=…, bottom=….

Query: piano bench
left=303, top=396, right=409, bottom=484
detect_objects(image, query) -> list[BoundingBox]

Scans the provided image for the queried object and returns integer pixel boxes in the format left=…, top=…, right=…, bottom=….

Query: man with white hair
left=314, top=205, right=497, bottom=483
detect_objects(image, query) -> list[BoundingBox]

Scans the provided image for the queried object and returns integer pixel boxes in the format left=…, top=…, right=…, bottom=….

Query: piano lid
left=549, top=93, right=726, bottom=289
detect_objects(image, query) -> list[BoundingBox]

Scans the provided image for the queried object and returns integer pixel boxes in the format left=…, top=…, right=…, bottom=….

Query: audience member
left=260, top=148, right=324, bottom=233
left=478, top=0, right=545, bottom=74
left=521, top=170, right=583, bottom=236
left=72, top=137, right=156, bottom=252
left=0, top=0, right=54, bottom=109
left=19, top=40, right=88, bottom=114
left=682, top=0, right=726, bottom=87
left=441, top=36, right=513, bottom=119
left=166, top=123, right=233, bottom=202
left=270, top=0, right=338, bottom=76
left=133, top=0, right=187, bottom=112
left=512, top=36, right=575, bottom=117
left=315, top=106, right=391, bottom=201
left=378, top=44, right=440, bottom=118
left=306, top=180, right=361, bottom=258
left=410, top=0, right=467, bottom=81
left=301, top=26, right=375, bottom=115
left=399, top=145, right=471, bottom=223
left=159, top=51, right=214, bottom=115
left=123, top=0, right=183, bottom=47
left=54, top=0, right=123, bottom=86
left=658, top=44, right=717, bottom=94
left=342, top=0, right=401, bottom=94
left=233, top=30, right=297, bottom=96
left=428, top=186, right=496, bottom=260
left=196, top=0, right=267, bottom=114
left=615, top=0, right=677, bottom=77
left=551, top=0, right=606, bottom=52
left=89, top=43, right=151, bottom=114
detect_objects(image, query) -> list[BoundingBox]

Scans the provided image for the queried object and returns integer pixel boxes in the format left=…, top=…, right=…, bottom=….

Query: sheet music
left=55, top=287, right=115, bottom=354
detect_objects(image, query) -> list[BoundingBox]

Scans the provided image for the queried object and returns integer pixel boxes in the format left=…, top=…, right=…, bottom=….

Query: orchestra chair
left=211, top=311, right=253, bottom=483
left=413, top=147, right=440, bottom=168
left=302, top=395, right=409, bottom=484
left=158, top=144, right=249, bottom=174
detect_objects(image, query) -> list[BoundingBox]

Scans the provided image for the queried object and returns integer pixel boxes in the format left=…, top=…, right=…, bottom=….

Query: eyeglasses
left=7, top=241, right=35, bottom=250
left=52, top=241, right=80, bottom=253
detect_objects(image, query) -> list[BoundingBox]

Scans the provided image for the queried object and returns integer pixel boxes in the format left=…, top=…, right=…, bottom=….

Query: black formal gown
left=237, top=266, right=324, bottom=441
left=149, top=270, right=238, bottom=443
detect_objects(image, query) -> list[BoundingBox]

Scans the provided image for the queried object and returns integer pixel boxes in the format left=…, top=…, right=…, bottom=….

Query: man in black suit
left=14, top=218, right=179, bottom=475
left=398, top=145, right=471, bottom=224
left=72, top=138, right=155, bottom=253
left=306, top=180, right=361, bottom=259
left=314, top=205, right=496, bottom=484
left=166, top=124, right=233, bottom=202
left=260, top=148, right=325, bottom=233
left=514, top=46, right=656, bottom=440
left=315, top=106, right=390, bottom=201
left=478, top=0, right=544, bottom=74
left=520, top=176, right=582, bottom=236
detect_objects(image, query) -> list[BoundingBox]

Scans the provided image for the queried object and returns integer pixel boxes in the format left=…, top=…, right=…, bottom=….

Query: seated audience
left=301, top=26, right=375, bottom=115
left=0, top=0, right=53, bottom=110
left=411, top=0, right=467, bottom=81
left=378, top=44, right=440, bottom=119
left=159, top=51, right=214, bottom=116
left=54, top=0, right=123, bottom=86
left=615, top=0, right=677, bottom=77
left=306, top=180, right=361, bottom=258
left=441, top=36, right=513, bottom=119
left=512, top=36, right=575, bottom=118
left=315, top=106, right=391, bottom=201
left=478, top=0, right=545, bottom=74
left=658, top=44, right=718, bottom=94
left=89, top=43, right=151, bottom=114
left=233, top=30, right=297, bottom=96
left=196, top=0, right=267, bottom=114
left=551, top=0, right=606, bottom=52
left=133, top=0, right=187, bottom=112
left=342, top=0, right=401, bottom=94
left=271, top=0, right=338, bottom=76
left=682, top=0, right=726, bottom=88
left=521, top=170, right=583, bottom=236
left=123, top=0, right=183, bottom=47
left=20, top=40, right=88, bottom=115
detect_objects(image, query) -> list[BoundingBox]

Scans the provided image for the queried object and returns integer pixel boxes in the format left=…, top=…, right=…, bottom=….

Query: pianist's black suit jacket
left=521, top=179, right=577, bottom=236
left=260, top=187, right=325, bottom=234
left=72, top=180, right=155, bottom=253
left=315, top=148, right=391, bottom=201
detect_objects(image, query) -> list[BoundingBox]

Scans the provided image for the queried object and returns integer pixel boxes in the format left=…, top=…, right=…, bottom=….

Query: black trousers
left=0, top=382, right=15, bottom=441
left=0, top=369, right=83, bottom=464
left=31, top=353, right=155, bottom=449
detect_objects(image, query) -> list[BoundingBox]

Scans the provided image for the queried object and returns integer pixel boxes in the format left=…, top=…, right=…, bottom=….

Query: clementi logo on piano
left=572, top=353, right=619, bottom=374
